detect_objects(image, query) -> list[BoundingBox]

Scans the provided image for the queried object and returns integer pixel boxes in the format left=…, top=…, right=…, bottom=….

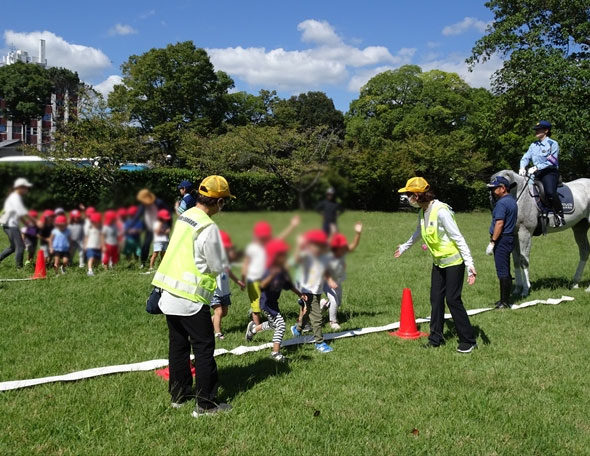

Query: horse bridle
left=515, top=174, right=534, bottom=202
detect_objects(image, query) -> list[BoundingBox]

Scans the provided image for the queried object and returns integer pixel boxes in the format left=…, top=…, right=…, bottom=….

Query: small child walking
left=49, top=215, right=71, bottom=274
left=246, top=239, right=306, bottom=362
left=122, top=206, right=143, bottom=261
left=291, top=229, right=338, bottom=353
left=21, top=210, right=39, bottom=265
left=102, top=210, right=120, bottom=268
left=149, top=209, right=171, bottom=270
left=322, top=222, right=363, bottom=330
left=212, top=230, right=245, bottom=340
left=68, top=209, right=85, bottom=268
left=84, top=212, right=103, bottom=276
left=38, top=209, right=55, bottom=262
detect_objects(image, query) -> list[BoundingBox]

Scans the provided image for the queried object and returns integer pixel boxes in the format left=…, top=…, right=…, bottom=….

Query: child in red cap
left=68, top=209, right=85, bottom=268
left=241, top=215, right=300, bottom=326
left=149, top=209, right=171, bottom=270
left=122, top=206, right=143, bottom=261
left=322, top=222, right=363, bottom=330
left=49, top=215, right=71, bottom=274
left=212, top=230, right=245, bottom=340
left=84, top=212, right=102, bottom=276
left=102, top=210, right=120, bottom=268
left=291, top=229, right=338, bottom=353
left=38, top=209, right=55, bottom=262
left=245, top=239, right=306, bottom=362
left=21, top=210, right=39, bottom=265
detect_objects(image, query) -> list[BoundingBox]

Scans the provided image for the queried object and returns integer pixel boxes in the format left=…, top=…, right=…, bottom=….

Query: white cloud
left=347, top=66, right=396, bottom=92
left=3, top=30, right=111, bottom=80
left=442, top=17, right=490, bottom=36
left=108, top=23, right=137, bottom=36
left=139, top=9, right=156, bottom=20
left=208, top=19, right=414, bottom=92
left=94, top=75, right=123, bottom=99
left=421, top=54, right=504, bottom=88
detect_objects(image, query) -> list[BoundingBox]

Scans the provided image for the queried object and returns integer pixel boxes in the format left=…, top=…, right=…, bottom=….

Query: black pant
left=494, top=236, right=514, bottom=279
left=429, top=263, right=476, bottom=346
left=0, top=226, right=25, bottom=268
left=537, top=168, right=563, bottom=215
left=140, top=230, right=153, bottom=264
left=166, top=306, right=219, bottom=409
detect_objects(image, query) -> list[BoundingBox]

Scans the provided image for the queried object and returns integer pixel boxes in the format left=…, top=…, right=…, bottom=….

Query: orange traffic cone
left=32, top=250, right=47, bottom=279
left=389, top=288, right=427, bottom=339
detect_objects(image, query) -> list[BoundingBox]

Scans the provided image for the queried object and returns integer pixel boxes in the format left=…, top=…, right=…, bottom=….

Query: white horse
left=491, top=170, right=590, bottom=296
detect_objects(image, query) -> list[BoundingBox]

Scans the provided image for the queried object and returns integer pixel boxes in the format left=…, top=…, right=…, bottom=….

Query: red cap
left=304, top=229, right=328, bottom=245
left=85, top=206, right=96, bottom=216
left=127, top=205, right=138, bottom=216
left=330, top=233, right=348, bottom=249
left=28, top=209, right=38, bottom=218
left=103, top=210, right=117, bottom=225
left=265, top=238, right=289, bottom=267
left=54, top=215, right=67, bottom=225
left=157, top=209, right=171, bottom=221
left=90, top=213, right=102, bottom=224
left=116, top=208, right=127, bottom=217
left=219, top=230, right=233, bottom=249
left=70, top=209, right=81, bottom=219
left=253, top=221, right=272, bottom=239
left=42, top=209, right=55, bottom=218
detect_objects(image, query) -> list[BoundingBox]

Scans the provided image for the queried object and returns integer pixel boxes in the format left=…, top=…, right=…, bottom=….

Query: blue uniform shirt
left=51, top=227, right=71, bottom=252
left=520, top=137, right=559, bottom=171
left=177, top=193, right=196, bottom=215
left=490, top=194, right=518, bottom=236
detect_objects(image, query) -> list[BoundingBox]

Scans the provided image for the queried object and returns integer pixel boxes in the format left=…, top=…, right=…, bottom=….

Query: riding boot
left=551, top=199, right=566, bottom=227
left=501, top=277, right=513, bottom=309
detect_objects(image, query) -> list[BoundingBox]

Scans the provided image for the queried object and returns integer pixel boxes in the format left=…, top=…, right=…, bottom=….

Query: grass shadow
left=529, top=276, right=585, bottom=291
left=218, top=357, right=291, bottom=402
left=443, top=323, right=491, bottom=346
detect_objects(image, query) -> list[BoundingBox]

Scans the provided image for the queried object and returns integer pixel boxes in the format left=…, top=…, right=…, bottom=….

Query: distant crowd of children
left=20, top=205, right=172, bottom=276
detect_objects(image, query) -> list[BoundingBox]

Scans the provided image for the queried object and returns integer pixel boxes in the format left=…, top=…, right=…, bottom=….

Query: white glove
left=528, top=166, right=538, bottom=175
left=518, top=168, right=527, bottom=177
left=486, top=242, right=495, bottom=256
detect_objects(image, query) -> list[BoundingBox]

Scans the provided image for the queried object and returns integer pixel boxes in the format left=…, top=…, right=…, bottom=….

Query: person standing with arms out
left=152, top=175, right=235, bottom=417
left=0, top=178, right=33, bottom=269
left=175, top=180, right=197, bottom=216
left=486, top=176, right=518, bottom=309
left=394, top=177, right=478, bottom=353
left=519, top=120, right=565, bottom=227
left=316, top=187, right=343, bottom=236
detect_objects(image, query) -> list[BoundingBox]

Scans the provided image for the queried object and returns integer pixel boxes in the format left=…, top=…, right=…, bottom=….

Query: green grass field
left=1, top=211, right=589, bottom=456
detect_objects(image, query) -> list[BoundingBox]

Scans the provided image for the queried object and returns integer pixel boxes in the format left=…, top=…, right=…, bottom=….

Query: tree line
left=1, top=0, right=589, bottom=210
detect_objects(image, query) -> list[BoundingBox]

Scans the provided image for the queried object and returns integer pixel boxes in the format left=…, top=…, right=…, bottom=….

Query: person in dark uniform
left=315, top=187, right=343, bottom=236
left=486, top=176, right=518, bottom=309
left=519, top=120, right=564, bottom=226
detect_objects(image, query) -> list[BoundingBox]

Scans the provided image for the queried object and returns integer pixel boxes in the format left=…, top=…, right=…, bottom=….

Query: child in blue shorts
left=245, top=239, right=306, bottom=362
left=84, top=212, right=103, bottom=276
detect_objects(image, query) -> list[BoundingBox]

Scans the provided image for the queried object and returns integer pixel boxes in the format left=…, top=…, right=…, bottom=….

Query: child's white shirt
left=153, top=221, right=169, bottom=243
left=327, top=253, right=347, bottom=283
left=298, top=251, right=330, bottom=294
left=245, top=242, right=266, bottom=281
left=102, top=224, right=118, bottom=246
left=215, top=269, right=231, bottom=297
left=86, top=226, right=102, bottom=249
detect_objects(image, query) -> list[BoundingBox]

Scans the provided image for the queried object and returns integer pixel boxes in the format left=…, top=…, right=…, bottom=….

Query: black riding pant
left=537, top=168, right=563, bottom=215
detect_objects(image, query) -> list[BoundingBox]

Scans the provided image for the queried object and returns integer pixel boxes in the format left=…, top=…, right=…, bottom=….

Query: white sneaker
left=330, top=322, right=341, bottom=330
left=320, top=298, right=330, bottom=310
left=192, top=403, right=232, bottom=418
left=87, top=270, right=95, bottom=277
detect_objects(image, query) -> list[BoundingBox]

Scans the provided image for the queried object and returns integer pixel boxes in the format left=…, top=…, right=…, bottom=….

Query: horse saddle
left=532, top=179, right=575, bottom=215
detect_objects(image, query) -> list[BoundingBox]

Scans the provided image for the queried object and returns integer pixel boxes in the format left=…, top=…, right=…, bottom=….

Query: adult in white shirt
left=394, top=177, right=478, bottom=353
left=0, top=178, right=33, bottom=268
left=155, top=175, right=233, bottom=417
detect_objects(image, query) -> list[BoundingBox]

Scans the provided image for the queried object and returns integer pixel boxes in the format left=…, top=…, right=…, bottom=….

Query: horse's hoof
left=572, top=284, right=580, bottom=290
left=586, top=286, right=590, bottom=293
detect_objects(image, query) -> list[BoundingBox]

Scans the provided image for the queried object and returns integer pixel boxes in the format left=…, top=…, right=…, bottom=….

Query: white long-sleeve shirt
left=159, top=221, right=229, bottom=316
left=398, top=201, right=474, bottom=270
left=0, top=191, right=28, bottom=228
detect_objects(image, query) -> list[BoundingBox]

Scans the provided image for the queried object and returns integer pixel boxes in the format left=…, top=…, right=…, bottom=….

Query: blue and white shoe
left=245, top=321, right=256, bottom=342
left=291, top=325, right=302, bottom=337
left=315, top=342, right=333, bottom=353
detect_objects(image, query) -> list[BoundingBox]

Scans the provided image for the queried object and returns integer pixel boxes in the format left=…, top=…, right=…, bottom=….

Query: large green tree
left=469, top=0, right=590, bottom=177
left=272, top=91, right=345, bottom=132
left=108, top=41, right=234, bottom=155
left=0, top=61, right=53, bottom=140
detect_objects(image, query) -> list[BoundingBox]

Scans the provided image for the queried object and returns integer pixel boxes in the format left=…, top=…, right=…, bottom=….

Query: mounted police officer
left=486, top=176, right=518, bottom=309
left=519, top=120, right=565, bottom=227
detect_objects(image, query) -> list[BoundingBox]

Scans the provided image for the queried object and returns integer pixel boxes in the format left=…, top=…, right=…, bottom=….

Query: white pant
left=323, top=282, right=343, bottom=322
left=70, top=240, right=85, bottom=267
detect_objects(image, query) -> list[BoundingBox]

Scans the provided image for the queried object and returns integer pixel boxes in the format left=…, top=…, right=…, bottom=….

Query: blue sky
left=1, top=0, right=501, bottom=111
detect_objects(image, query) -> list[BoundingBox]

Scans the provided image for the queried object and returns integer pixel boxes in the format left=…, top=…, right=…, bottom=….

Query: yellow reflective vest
left=151, top=208, right=218, bottom=304
left=420, top=202, right=463, bottom=268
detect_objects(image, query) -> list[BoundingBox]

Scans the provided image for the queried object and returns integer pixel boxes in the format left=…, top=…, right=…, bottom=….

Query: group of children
left=212, top=216, right=363, bottom=362
left=20, top=205, right=172, bottom=275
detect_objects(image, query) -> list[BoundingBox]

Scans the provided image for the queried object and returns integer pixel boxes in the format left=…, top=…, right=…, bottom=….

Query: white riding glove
left=518, top=168, right=527, bottom=177
left=528, top=166, right=538, bottom=175
left=486, top=242, right=495, bottom=256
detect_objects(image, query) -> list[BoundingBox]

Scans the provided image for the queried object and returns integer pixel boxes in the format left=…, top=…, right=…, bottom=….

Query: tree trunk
left=298, top=190, right=306, bottom=210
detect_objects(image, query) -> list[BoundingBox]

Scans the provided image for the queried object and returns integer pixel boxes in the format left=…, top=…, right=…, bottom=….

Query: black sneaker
left=457, top=343, right=477, bottom=353
left=192, top=403, right=232, bottom=418
left=495, top=301, right=510, bottom=310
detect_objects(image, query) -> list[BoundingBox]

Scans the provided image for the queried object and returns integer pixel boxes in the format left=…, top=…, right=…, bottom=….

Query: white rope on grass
left=0, top=295, right=575, bottom=392
left=0, top=277, right=36, bottom=282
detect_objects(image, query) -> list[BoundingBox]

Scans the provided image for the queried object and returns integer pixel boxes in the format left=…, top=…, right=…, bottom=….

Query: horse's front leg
left=517, top=226, right=533, bottom=297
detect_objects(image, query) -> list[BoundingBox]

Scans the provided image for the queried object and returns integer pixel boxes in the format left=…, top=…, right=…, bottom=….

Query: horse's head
left=490, top=169, right=525, bottom=191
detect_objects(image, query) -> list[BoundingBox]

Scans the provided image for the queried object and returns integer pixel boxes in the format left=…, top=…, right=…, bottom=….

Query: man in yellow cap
left=152, top=175, right=235, bottom=417
left=394, top=177, right=478, bottom=353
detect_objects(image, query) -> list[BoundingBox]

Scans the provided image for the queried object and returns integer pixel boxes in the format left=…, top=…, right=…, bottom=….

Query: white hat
left=13, top=178, right=33, bottom=188
left=54, top=207, right=65, bottom=215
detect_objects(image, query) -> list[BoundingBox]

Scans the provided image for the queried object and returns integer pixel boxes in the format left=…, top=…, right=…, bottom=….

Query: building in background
left=0, top=39, right=75, bottom=153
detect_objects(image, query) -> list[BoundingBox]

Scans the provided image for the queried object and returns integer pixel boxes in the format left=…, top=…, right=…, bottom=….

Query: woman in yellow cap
left=394, top=177, right=478, bottom=353
left=151, top=175, right=235, bottom=417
